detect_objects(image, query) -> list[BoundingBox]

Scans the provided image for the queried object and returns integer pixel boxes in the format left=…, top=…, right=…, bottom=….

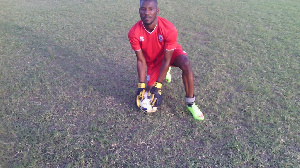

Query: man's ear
left=157, top=7, right=160, bottom=14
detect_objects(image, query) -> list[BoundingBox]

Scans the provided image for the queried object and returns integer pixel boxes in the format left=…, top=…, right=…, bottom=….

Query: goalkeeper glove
left=136, top=82, right=146, bottom=108
left=150, top=82, right=163, bottom=107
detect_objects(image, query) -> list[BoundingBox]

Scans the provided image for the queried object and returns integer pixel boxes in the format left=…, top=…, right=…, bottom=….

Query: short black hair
left=140, top=0, right=158, bottom=6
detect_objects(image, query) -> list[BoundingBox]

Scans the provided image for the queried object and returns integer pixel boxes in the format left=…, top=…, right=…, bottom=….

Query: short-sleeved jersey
left=128, top=16, right=181, bottom=68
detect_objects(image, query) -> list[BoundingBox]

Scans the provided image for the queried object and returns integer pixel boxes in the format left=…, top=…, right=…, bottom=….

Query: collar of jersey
left=142, top=22, right=157, bottom=34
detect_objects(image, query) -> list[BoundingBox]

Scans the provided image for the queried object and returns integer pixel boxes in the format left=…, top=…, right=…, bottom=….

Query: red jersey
left=128, top=16, right=181, bottom=68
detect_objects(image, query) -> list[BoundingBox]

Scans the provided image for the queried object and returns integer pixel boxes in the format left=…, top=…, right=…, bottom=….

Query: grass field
left=0, top=0, right=299, bottom=167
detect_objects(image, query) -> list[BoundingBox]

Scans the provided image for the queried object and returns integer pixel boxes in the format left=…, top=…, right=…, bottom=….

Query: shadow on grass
left=4, top=22, right=138, bottom=110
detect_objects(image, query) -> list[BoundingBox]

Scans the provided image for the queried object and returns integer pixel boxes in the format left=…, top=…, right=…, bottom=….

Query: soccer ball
left=140, top=92, right=157, bottom=113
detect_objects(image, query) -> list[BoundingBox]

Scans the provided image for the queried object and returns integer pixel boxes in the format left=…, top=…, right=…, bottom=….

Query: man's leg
left=172, top=54, right=204, bottom=120
left=165, top=67, right=172, bottom=83
left=172, top=54, right=194, bottom=98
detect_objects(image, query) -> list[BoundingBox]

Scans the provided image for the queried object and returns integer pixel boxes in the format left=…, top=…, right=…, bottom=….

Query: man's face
left=139, top=0, right=158, bottom=26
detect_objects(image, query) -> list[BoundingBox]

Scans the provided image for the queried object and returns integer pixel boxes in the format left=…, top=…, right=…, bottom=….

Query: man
left=128, top=0, right=204, bottom=120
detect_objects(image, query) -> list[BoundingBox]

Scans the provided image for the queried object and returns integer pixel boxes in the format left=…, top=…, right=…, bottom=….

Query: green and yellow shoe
left=165, top=67, right=172, bottom=83
left=187, top=104, right=204, bottom=120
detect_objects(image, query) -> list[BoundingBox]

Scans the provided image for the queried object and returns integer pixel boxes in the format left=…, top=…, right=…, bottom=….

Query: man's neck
left=143, top=19, right=157, bottom=33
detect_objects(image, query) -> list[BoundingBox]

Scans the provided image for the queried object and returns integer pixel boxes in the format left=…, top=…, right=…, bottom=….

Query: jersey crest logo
left=158, top=35, right=163, bottom=42
left=140, top=36, right=144, bottom=42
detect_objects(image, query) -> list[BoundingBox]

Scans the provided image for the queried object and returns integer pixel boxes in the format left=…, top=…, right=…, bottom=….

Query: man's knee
left=178, top=55, right=192, bottom=71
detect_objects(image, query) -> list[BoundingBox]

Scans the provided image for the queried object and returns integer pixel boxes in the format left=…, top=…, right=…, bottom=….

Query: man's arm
left=149, top=50, right=173, bottom=107
left=135, top=50, right=147, bottom=83
left=156, top=50, right=174, bottom=83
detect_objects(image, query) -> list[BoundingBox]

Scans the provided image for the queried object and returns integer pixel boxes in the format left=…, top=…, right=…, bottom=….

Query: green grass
left=0, top=0, right=299, bottom=167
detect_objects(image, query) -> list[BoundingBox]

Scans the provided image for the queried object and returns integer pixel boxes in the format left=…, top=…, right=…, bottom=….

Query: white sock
left=186, top=96, right=195, bottom=106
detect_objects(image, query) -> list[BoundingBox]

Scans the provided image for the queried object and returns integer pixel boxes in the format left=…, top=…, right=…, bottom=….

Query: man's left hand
left=150, top=82, right=163, bottom=107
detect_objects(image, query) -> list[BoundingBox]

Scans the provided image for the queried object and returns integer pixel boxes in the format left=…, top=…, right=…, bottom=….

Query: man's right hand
left=136, top=82, right=146, bottom=108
